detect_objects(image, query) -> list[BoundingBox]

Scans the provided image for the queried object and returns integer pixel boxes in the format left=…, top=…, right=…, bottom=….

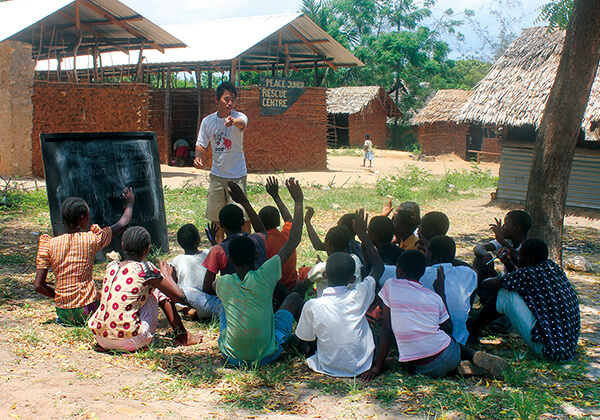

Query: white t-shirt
left=197, top=110, right=248, bottom=178
left=307, top=254, right=363, bottom=297
left=379, top=278, right=450, bottom=362
left=419, top=262, right=477, bottom=344
left=171, top=250, right=209, bottom=289
left=296, top=276, right=376, bottom=377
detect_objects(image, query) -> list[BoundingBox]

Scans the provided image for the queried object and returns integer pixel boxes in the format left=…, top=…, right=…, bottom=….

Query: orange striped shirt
left=36, top=225, right=112, bottom=309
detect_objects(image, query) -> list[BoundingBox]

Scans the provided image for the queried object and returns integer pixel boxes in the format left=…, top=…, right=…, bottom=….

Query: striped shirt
left=379, top=278, right=451, bottom=362
left=36, top=225, right=112, bottom=309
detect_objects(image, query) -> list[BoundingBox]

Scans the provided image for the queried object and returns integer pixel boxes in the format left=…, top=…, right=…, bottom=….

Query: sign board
left=260, top=76, right=305, bottom=116
left=40, top=132, right=169, bottom=260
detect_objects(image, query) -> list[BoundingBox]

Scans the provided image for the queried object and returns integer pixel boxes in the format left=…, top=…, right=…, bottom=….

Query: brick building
left=326, top=86, right=401, bottom=149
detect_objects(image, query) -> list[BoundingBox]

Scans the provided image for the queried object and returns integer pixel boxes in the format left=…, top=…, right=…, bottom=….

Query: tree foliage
left=536, top=0, right=574, bottom=30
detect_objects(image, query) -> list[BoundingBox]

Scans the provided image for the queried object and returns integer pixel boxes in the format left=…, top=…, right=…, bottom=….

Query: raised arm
left=354, top=208, right=384, bottom=282
left=227, top=181, right=266, bottom=235
left=266, top=176, right=292, bottom=223
left=277, top=178, right=304, bottom=265
left=110, top=188, right=135, bottom=236
left=304, top=206, right=326, bottom=251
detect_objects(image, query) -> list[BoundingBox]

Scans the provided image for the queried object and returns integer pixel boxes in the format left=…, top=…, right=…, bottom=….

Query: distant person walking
left=194, top=81, right=250, bottom=242
left=362, top=134, right=374, bottom=167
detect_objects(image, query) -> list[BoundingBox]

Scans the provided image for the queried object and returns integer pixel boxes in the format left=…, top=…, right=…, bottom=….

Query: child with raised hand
left=88, top=226, right=202, bottom=351
left=35, top=188, right=134, bottom=326
left=361, top=250, right=509, bottom=380
left=295, top=209, right=384, bottom=377
left=261, top=176, right=299, bottom=292
left=211, top=178, right=305, bottom=366
left=171, top=224, right=220, bottom=319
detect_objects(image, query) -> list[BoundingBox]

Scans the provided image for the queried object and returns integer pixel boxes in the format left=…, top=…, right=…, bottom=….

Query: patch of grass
left=509, top=389, right=548, bottom=420
left=376, top=164, right=497, bottom=203
left=327, top=147, right=363, bottom=157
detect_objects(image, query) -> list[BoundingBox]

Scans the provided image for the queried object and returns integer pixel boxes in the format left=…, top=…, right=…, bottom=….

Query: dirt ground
left=1, top=151, right=599, bottom=419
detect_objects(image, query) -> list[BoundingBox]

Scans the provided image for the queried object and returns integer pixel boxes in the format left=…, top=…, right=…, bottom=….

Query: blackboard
left=40, top=132, right=169, bottom=260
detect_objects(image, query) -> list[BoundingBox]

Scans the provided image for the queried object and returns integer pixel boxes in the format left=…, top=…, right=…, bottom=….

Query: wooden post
left=196, top=64, right=202, bottom=137
left=314, top=59, right=319, bottom=87
left=92, top=45, right=98, bottom=83
left=164, top=65, right=172, bottom=161
left=135, top=39, right=145, bottom=83
left=284, top=44, right=290, bottom=77
left=208, top=71, right=212, bottom=88
left=230, top=58, right=237, bottom=84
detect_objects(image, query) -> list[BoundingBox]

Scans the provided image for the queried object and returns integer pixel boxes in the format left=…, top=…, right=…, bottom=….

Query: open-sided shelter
left=0, top=0, right=185, bottom=177
left=460, top=27, right=600, bottom=209
left=326, top=86, right=401, bottom=149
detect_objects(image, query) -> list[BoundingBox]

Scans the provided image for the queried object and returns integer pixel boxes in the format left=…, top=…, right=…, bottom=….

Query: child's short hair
left=337, top=213, right=356, bottom=236
left=258, top=205, right=280, bottom=231
left=397, top=249, right=426, bottom=280
left=364, top=133, right=370, bottom=139
left=506, top=210, right=532, bottom=234
left=326, top=252, right=356, bottom=287
left=219, top=204, right=245, bottom=232
left=399, top=201, right=420, bottom=225
left=216, top=81, right=237, bottom=100
left=122, top=226, right=151, bottom=257
left=520, top=238, right=548, bottom=265
left=393, top=209, right=416, bottom=232
left=420, top=211, right=450, bottom=240
left=325, top=226, right=351, bottom=253
left=177, top=224, right=200, bottom=251
left=427, top=235, right=456, bottom=263
left=60, top=197, right=89, bottom=228
left=368, top=216, right=394, bottom=244
left=228, top=235, right=256, bottom=267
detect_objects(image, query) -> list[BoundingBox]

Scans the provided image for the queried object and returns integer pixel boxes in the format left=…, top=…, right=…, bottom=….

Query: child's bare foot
left=173, top=331, right=203, bottom=346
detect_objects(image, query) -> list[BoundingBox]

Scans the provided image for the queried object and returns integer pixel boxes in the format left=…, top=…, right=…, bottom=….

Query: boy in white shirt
left=295, top=209, right=384, bottom=377
left=420, top=235, right=477, bottom=344
left=171, top=224, right=221, bottom=319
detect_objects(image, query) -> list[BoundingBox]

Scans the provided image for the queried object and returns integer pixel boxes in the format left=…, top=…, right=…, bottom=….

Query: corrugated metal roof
left=35, top=13, right=363, bottom=72
left=497, top=146, right=600, bottom=210
left=0, top=0, right=185, bottom=59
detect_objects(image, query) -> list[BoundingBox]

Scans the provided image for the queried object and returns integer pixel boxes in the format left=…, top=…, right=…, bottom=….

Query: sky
left=124, top=0, right=549, bottom=60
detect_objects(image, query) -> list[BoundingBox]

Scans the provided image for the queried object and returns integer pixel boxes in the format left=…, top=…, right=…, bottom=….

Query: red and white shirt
left=379, top=278, right=451, bottom=362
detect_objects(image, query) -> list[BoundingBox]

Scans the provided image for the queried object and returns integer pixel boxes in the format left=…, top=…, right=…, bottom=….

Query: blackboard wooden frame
left=41, top=132, right=169, bottom=260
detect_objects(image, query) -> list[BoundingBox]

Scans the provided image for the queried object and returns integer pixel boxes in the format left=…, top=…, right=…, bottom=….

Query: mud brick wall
left=418, top=122, right=469, bottom=160
left=31, top=82, right=149, bottom=177
left=480, top=138, right=501, bottom=162
left=194, top=86, right=327, bottom=172
left=347, top=100, right=390, bottom=150
left=0, top=41, right=35, bottom=176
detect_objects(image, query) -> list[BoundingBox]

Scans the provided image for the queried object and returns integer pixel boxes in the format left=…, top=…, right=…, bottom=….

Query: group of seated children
left=35, top=180, right=581, bottom=379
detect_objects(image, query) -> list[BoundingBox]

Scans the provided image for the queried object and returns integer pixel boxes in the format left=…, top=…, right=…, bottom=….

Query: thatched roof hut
left=410, top=90, right=475, bottom=160
left=411, top=89, right=471, bottom=125
left=460, top=27, right=600, bottom=130
left=326, top=86, right=401, bottom=149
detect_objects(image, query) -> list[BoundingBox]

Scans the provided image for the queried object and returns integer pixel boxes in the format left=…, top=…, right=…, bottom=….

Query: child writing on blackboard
left=88, top=226, right=202, bottom=351
left=34, top=188, right=134, bottom=326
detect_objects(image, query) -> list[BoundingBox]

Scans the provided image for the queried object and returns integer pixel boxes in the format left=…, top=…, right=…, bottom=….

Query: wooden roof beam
left=86, top=15, right=143, bottom=26
left=287, top=26, right=337, bottom=70
left=57, top=10, right=95, bottom=35
left=78, top=0, right=165, bottom=53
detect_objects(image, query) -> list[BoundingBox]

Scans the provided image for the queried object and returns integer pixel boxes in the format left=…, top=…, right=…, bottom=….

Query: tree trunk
left=525, top=0, right=600, bottom=263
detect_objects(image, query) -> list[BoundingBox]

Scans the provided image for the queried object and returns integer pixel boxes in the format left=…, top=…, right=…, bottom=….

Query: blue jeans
left=412, top=338, right=461, bottom=378
left=220, top=309, right=294, bottom=367
left=496, top=288, right=544, bottom=355
left=180, top=285, right=221, bottom=319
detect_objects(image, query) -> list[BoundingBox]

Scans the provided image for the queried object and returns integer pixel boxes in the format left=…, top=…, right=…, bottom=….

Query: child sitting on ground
left=393, top=210, right=419, bottom=251
left=88, top=226, right=202, bottom=351
left=171, top=224, right=220, bottom=319
left=468, top=238, right=580, bottom=361
left=261, top=176, right=299, bottom=292
left=418, top=211, right=470, bottom=267
left=419, top=235, right=477, bottom=344
left=211, top=178, right=304, bottom=366
left=295, top=209, right=385, bottom=377
left=361, top=250, right=509, bottom=380
left=368, top=215, right=404, bottom=266
left=201, top=182, right=268, bottom=296
left=473, top=210, right=532, bottom=283
left=35, top=189, right=134, bottom=326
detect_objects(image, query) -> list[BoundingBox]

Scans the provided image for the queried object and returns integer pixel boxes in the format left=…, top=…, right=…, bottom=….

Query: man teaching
left=194, top=81, right=250, bottom=242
